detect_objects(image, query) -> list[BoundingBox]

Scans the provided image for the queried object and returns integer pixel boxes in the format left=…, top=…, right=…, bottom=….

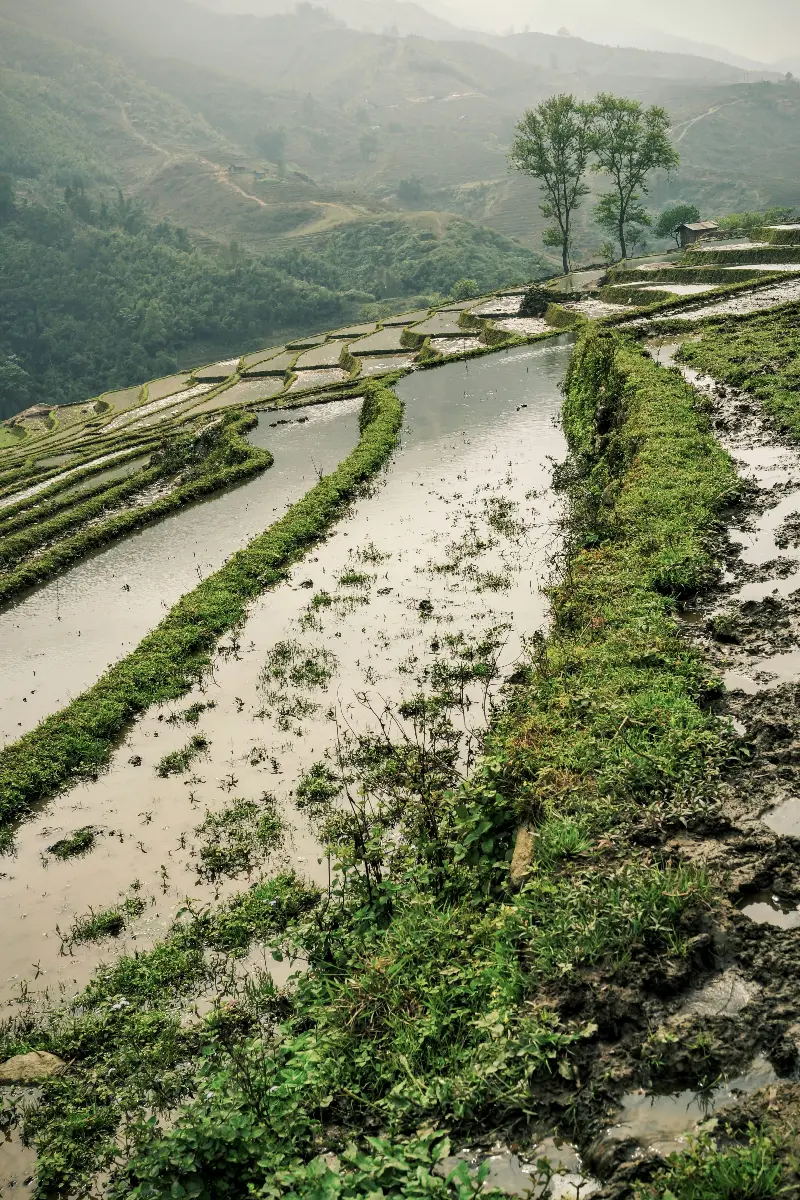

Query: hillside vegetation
left=3, top=0, right=800, bottom=416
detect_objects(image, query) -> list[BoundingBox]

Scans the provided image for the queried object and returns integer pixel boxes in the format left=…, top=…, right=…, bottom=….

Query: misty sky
left=429, top=0, right=800, bottom=63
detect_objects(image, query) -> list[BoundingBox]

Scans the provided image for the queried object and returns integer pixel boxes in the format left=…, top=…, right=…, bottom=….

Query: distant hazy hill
left=0, top=0, right=545, bottom=415
left=198, top=0, right=775, bottom=76
left=203, top=0, right=468, bottom=39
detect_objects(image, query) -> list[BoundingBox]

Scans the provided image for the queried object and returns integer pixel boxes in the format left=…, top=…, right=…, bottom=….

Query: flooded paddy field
left=9, top=272, right=800, bottom=1195
left=0, top=341, right=571, bottom=1010
left=0, top=400, right=363, bottom=745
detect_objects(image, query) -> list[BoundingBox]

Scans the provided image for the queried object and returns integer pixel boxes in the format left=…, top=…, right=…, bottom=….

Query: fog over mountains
left=201, top=0, right=800, bottom=72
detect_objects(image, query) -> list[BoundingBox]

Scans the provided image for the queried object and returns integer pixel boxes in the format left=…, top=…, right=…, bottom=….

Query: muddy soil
left=571, top=342, right=800, bottom=1195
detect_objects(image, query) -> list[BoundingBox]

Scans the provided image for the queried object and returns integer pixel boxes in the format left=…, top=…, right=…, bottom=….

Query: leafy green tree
left=0, top=355, right=31, bottom=418
left=0, top=175, right=14, bottom=222
left=655, top=203, right=701, bottom=245
left=397, top=177, right=424, bottom=205
left=451, top=277, right=479, bottom=300
left=596, top=193, right=651, bottom=260
left=718, top=207, right=795, bottom=233
left=591, top=94, right=679, bottom=260
left=111, top=190, right=146, bottom=234
left=510, top=94, right=595, bottom=275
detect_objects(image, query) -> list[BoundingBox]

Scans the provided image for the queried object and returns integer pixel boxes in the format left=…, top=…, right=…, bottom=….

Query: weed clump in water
left=156, top=735, right=209, bottom=777
left=337, top=570, right=372, bottom=588
left=192, top=795, right=284, bottom=884
left=166, top=702, right=215, bottom=726
left=261, top=640, right=337, bottom=690
left=47, top=826, right=97, bottom=859
left=66, top=891, right=147, bottom=946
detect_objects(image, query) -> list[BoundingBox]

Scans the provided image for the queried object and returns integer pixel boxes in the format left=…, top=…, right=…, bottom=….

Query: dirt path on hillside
left=671, top=98, right=743, bottom=144
left=119, top=105, right=174, bottom=159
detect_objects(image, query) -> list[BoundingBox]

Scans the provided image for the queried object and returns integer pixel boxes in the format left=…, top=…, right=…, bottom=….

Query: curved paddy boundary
left=0, top=382, right=402, bottom=831
left=0, top=411, right=272, bottom=608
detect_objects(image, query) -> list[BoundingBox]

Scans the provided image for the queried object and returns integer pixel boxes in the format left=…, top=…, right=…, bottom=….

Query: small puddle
left=605, top=1057, right=778, bottom=1156
left=0, top=1088, right=38, bottom=1195
left=764, top=799, right=800, bottom=837
left=436, top=1138, right=598, bottom=1198
left=652, top=343, right=800, bottom=701
left=739, top=892, right=800, bottom=929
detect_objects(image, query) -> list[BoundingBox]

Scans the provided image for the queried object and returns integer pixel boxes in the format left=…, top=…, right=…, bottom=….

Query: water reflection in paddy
left=0, top=340, right=573, bottom=1008
left=0, top=399, right=364, bottom=745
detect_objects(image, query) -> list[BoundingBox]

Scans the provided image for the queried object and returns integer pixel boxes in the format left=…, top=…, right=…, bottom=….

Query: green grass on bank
left=636, top=1129, right=791, bottom=1200
left=2, top=331, right=749, bottom=1197
left=0, top=381, right=402, bottom=830
left=677, top=302, right=800, bottom=440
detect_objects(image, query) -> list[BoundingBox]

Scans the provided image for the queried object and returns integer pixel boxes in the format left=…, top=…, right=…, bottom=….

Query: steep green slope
left=0, top=3, right=544, bottom=418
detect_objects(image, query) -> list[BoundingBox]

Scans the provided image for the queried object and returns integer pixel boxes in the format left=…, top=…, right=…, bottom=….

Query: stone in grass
left=509, top=825, right=535, bottom=890
left=0, top=1052, right=66, bottom=1085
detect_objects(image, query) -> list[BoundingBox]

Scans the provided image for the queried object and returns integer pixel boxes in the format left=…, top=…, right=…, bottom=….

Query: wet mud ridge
left=581, top=345, right=800, bottom=1194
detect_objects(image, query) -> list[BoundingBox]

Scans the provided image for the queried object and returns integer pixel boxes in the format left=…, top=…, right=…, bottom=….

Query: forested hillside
left=2, top=0, right=800, bottom=419
left=0, top=0, right=541, bottom=418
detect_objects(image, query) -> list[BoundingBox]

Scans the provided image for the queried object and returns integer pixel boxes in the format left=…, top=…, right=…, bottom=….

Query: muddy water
left=739, top=893, right=800, bottom=929
left=653, top=344, right=800, bottom=697
left=646, top=277, right=800, bottom=322
left=604, top=1057, right=778, bottom=1157
left=0, top=400, right=363, bottom=746
left=651, top=340, right=800, bottom=939
left=0, top=340, right=571, bottom=1009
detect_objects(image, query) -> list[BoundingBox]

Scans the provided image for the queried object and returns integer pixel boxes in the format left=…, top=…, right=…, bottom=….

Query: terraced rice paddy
left=348, top=326, right=409, bottom=354
left=0, top=342, right=570, bottom=1005
left=0, top=450, right=136, bottom=510
left=0, top=401, right=363, bottom=743
left=193, top=357, right=240, bottom=382
left=294, top=342, right=348, bottom=370
left=288, top=367, right=350, bottom=391
left=103, top=383, right=215, bottom=431
left=9, top=241, right=800, bottom=1197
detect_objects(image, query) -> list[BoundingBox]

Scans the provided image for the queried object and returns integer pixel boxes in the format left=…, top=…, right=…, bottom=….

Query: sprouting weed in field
left=338, top=570, right=372, bottom=588
left=156, top=735, right=210, bottom=777
left=261, top=640, right=337, bottom=690
left=356, top=541, right=390, bottom=564
left=431, top=522, right=494, bottom=574
left=295, top=761, right=344, bottom=820
left=166, top=701, right=215, bottom=726
left=635, top=1127, right=789, bottom=1200
left=534, top=817, right=591, bottom=869
left=63, top=888, right=147, bottom=947
left=483, top=495, right=528, bottom=539
left=469, top=569, right=512, bottom=593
